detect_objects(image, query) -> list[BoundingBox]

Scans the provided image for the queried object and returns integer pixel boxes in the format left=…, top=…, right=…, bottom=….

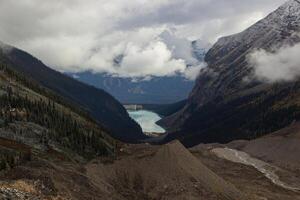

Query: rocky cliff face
left=160, top=0, right=300, bottom=146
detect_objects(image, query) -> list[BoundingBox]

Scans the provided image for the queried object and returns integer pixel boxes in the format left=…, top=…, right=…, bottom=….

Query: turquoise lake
left=128, top=110, right=165, bottom=133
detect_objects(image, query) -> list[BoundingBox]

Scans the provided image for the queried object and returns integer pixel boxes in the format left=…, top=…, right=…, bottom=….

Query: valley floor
left=1, top=133, right=300, bottom=200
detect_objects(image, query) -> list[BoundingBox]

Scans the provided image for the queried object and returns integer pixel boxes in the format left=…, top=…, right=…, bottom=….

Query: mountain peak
left=277, top=0, right=300, bottom=18
left=211, top=0, right=300, bottom=60
left=284, top=0, right=300, bottom=6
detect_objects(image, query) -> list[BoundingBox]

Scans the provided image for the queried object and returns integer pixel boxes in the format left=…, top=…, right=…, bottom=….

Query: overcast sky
left=0, top=0, right=287, bottom=79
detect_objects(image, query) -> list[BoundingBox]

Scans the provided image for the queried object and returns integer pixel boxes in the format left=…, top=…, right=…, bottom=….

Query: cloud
left=0, top=0, right=287, bottom=79
left=249, top=43, right=300, bottom=82
left=110, top=40, right=186, bottom=78
left=118, top=0, right=286, bottom=41
left=0, top=41, right=12, bottom=54
left=183, top=64, right=207, bottom=81
left=21, top=27, right=202, bottom=80
left=85, top=32, right=203, bottom=80
left=160, top=30, right=199, bottom=65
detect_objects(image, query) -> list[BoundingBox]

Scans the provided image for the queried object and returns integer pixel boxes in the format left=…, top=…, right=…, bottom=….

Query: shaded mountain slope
left=0, top=42, right=118, bottom=200
left=0, top=49, right=120, bottom=173
left=0, top=45, right=145, bottom=142
left=142, top=99, right=187, bottom=117
left=160, top=0, right=300, bottom=146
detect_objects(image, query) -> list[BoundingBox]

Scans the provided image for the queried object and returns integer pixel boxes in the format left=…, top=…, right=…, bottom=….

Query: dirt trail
left=212, top=147, right=300, bottom=192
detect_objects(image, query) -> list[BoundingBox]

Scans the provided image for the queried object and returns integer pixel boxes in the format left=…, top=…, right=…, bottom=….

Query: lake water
left=128, top=110, right=165, bottom=133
